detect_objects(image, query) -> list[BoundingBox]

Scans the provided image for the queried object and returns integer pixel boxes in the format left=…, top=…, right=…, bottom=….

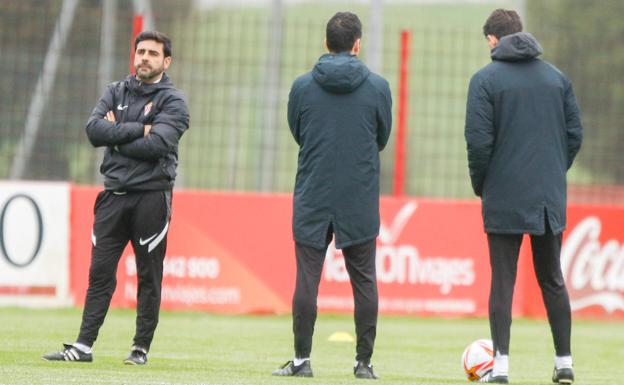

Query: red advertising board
left=69, top=186, right=624, bottom=319
left=522, top=204, right=624, bottom=319
left=70, top=187, right=293, bottom=314
left=321, top=198, right=493, bottom=317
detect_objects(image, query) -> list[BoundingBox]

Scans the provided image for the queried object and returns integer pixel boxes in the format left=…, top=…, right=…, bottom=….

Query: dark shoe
left=41, top=343, right=93, bottom=362
left=354, top=361, right=379, bottom=379
left=478, top=370, right=509, bottom=383
left=272, top=360, right=313, bottom=377
left=552, top=366, right=574, bottom=384
left=124, top=346, right=148, bottom=365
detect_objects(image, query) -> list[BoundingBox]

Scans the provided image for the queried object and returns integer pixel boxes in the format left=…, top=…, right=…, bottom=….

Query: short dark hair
left=326, top=12, right=362, bottom=53
left=483, top=9, right=523, bottom=39
left=135, top=30, right=172, bottom=57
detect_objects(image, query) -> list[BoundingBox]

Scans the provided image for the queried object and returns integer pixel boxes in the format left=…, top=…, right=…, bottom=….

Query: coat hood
left=125, top=73, right=174, bottom=96
left=312, top=53, right=370, bottom=94
left=491, top=32, right=543, bottom=62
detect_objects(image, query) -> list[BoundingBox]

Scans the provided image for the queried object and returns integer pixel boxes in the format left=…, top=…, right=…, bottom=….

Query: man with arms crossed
left=272, top=11, right=392, bottom=380
left=465, top=9, right=582, bottom=384
left=43, top=31, right=189, bottom=365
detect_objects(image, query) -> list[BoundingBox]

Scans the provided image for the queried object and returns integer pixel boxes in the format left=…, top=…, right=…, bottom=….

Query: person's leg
left=129, top=190, right=171, bottom=353
left=292, top=239, right=329, bottom=359
left=273, top=228, right=330, bottom=376
left=77, top=191, right=130, bottom=347
left=530, top=227, right=571, bottom=358
left=487, top=233, right=522, bottom=357
left=342, top=239, right=378, bottom=364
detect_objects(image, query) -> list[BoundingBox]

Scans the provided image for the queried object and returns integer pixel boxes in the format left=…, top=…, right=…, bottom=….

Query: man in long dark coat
left=272, top=11, right=392, bottom=380
left=465, top=9, right=582, bottom=384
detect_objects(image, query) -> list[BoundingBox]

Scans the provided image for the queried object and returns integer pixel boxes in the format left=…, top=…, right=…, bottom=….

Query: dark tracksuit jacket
left=86, top=73, right=190, bottom=191
left=288, top=52, right=392, bottom=249
left=465, top=32, right=583, bottom=235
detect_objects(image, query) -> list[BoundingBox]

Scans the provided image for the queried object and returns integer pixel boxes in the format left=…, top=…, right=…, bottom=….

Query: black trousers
left=487, top=222, right=571, bottom=357
left=77, top=190, right=171, bottom=351
left=293, top=229, right=378, bottom=363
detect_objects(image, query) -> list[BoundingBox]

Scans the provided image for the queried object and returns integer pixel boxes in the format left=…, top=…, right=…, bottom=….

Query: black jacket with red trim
left=86, top=73, right=189, bottom=191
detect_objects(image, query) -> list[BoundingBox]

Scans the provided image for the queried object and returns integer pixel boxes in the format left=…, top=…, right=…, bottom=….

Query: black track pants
left=292, top=234, right=378, bottom=363
left=77, top=190, right=171, bottom=351
left=487, top=223, right=571, bottom=357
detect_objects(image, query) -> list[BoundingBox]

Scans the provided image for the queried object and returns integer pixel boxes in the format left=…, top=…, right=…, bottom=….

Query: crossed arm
left=104, top=110, right=152, bottom=137
left=85, top=85, right=189, bottom=162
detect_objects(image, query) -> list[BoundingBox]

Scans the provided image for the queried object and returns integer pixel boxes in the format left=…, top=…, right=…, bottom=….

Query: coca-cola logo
left=561, top=216, right=624, bottom=313
left=324, top=201, right=475, bottom=294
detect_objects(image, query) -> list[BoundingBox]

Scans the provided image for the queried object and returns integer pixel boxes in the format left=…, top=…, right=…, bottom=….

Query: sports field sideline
left=0, top=308, right=621, bottom=384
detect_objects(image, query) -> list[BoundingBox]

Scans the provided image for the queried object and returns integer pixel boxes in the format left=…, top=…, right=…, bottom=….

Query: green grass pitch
left=1, top=307, right=622, bottom=384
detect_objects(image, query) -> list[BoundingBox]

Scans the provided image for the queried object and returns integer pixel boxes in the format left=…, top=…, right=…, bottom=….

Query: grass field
left=1, top=308, right=622, bottom=385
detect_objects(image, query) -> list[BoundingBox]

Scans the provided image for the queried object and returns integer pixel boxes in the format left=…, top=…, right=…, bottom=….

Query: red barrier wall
left=69, top=187, right=624, bottom=319
left=522, top=204, right=624, bottom=319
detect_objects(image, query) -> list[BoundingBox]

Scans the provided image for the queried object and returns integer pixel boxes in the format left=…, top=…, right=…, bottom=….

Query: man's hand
left=105, top=109, right=151, bottom=137
left=143, top=102, right=153, bottom=137
left=105, top=111, right=116, bottom=123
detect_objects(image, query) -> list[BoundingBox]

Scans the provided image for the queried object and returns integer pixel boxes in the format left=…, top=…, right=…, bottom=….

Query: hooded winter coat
left=465, top=32, right=583, bottom=235
left=86, top=74, right=189, bottom=191
left=288, top=52, right=392, bottom=249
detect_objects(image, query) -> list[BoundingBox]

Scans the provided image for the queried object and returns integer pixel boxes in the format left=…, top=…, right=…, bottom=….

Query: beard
left=135, top=63, right=164, bottom=83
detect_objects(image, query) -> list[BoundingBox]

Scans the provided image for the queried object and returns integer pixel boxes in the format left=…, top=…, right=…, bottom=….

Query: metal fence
left=1, top=0, right=622, bottom=203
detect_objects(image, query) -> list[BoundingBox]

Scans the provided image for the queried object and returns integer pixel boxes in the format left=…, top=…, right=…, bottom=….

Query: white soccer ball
left=461, top=339, right=494, bottom=381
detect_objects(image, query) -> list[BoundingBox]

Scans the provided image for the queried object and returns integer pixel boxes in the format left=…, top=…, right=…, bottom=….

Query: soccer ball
left=461, top=339, right=494, bottom=381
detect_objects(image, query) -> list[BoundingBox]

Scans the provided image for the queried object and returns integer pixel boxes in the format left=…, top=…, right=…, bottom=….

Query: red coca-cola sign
left=562, top=215, right=624, bottom=315
left=523, top=206, right=624, bottom=319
